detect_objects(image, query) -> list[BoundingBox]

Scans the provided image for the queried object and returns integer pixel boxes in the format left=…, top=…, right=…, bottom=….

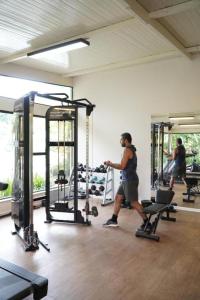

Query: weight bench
left=136, top=190, right=175, bottom=241
left=183, top=177, right=200, bottom=203
left=0, top=258, right=48, bottom=300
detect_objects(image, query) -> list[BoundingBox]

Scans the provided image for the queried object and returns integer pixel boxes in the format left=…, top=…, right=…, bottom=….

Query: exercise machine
left=136, top=189, right=175, bottom=241
left=151, top=122, right=173, bottom=188
left=12, top=92, right=50, bottom=252
left=45, top=94, right=98, bottom=224
left=0, top=258, right=48, bottom=300
left=183, top=172, right=200, bottom=203
left=11, top=91, right=98, bottom=252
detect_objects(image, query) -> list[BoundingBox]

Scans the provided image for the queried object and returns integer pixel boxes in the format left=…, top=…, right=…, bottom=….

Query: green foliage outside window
left=171, top=133, right=200, bottom=165
left=33, top=174, right=45, bottom=191
left=0, top=179, right=13, bottom=198
left=0, top=175, right=45, bottom=200
left=164, top=133, right=200, bottom=166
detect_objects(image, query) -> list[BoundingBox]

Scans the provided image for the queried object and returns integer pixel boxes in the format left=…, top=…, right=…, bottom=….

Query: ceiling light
left=179, top=124, right=200, bottom=127
left=27, top=38, right=90, bottom=58
left=169, top=116, right=194, bottom=121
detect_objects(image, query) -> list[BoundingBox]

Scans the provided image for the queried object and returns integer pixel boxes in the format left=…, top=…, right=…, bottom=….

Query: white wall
left=73, top=55, right=200, bottom=199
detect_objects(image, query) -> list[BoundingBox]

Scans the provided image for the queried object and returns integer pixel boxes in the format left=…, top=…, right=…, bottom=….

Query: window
left=33, top=117, right=45, bottom=153
left=0, top=112, right=14, bottom=198
left=0, top=75, right=73, bottom=200
left=0, top=75, right=72, bottom=102
left=33, top=117, right=46, bottom=191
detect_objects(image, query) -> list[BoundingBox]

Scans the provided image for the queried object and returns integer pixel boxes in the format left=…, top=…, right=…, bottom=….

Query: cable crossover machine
left=45, top=93, right=98, bottom=224
left=11, top=91, right=98, bottom=252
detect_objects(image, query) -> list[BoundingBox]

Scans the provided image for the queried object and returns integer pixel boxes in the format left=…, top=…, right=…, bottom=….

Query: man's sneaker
left=103, top=218, right=119, bottom=227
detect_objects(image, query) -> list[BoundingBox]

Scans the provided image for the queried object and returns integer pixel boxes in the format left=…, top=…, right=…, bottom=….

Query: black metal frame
left=23, top=95, right=31, bottom=228
left=11, top=92, right=50, bottom=252
left=151, top=122, right=172, bottom=188
left=45, top=105, right=86, bottom=224
left=43, top=93, right=95, bottom=225
left=11, top=91, right=95, bottom=251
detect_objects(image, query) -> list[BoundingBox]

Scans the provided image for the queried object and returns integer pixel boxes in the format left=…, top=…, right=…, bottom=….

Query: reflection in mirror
left=151, top=113, right=200, bottom=210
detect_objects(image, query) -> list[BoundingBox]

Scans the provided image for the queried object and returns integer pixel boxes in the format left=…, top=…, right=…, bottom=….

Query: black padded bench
left=183, top=174, right=200, bottom=203
left=136, top=190, right=175, bottom=241
left=0, top=258, right=48, bottom=300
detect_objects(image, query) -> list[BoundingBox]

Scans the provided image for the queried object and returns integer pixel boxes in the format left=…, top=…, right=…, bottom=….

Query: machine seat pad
left=0, top=258, right=48, bottom=300
left=143, top=203, right=168, bottom=215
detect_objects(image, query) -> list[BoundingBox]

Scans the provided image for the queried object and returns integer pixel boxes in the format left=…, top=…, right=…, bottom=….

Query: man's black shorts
left=117, top=180, right=139, bottom=202
left=172, top=163, right=186, bottom=178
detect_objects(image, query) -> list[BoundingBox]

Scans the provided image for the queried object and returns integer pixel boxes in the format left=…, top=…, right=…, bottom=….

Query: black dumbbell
left=99, top=185, right=105, bottom=192
left=91, top=185, right=96, bottom=191
left=94, top=190, right=100, bottom=196
left=80, top=177, right=86, bottom=182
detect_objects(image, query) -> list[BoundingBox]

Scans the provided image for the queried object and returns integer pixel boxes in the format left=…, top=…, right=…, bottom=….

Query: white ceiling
left=152, top=112, right=200, bottom=132
left=0, top=0, right=199, bottom=77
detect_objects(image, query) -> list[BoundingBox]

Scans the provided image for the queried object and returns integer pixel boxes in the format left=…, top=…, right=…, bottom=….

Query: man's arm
left=172, top=148, right=178, bottom=160
left=104, top=148, right=131, bottom=170
left=164, top=149, right=173, bottom=160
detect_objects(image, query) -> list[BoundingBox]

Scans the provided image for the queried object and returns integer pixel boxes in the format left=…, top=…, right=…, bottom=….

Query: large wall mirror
left=151, top=112, right=200, bottom=211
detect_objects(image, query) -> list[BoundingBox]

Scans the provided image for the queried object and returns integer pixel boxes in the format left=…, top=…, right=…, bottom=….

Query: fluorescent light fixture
left=27, top=38, right=89, bottom=58
left=179, top=124, right=200, bottom=127
left=169, top=116, right=194, bottom=121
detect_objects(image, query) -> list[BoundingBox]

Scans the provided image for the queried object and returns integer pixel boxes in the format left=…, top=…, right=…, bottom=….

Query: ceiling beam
left=64, top=50, right=179, bottom=77
left=149, top=0, right=200, bottom=19
left=186, top=45, right=200, bottom=53
left=0, top=50, right=27, bottom=64
left=125, top=0, right=192, bottom=59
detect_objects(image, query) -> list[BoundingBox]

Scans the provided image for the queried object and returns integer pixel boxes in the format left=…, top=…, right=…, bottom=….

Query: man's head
left=121, top=132, right=132, bottom=147
left=176, top=138, right=182, bottom=145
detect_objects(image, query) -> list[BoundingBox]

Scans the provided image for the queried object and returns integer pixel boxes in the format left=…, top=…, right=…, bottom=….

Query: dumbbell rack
left=77, top=165, right=114, bottom=206
left=101, top=167, right=114, bottom=206
left=79, top=169, right=106, bottom=198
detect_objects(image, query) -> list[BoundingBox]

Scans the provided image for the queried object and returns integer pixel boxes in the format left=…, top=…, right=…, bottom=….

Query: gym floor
left=0, top=196, right=200, bottom=300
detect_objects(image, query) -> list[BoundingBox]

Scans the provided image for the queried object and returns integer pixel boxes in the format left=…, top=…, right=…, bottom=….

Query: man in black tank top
left=103, top=132, right=149, bottom=229
left=169, top=138, right=186, bottom=190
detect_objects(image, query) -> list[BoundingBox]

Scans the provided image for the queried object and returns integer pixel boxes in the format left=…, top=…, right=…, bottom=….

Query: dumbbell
left=88, top=189, right=93, bottom=195
left=89, top=176, right=98, bottom=183
left=99, top=185, right=105, bottom=192
left=91, top=185, right=96, bottom=191
left=80, top=177, right=86, bottom=182
left=94, top=190, right=101, bottom=196
left=99, top=164, right=107, bottom=173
